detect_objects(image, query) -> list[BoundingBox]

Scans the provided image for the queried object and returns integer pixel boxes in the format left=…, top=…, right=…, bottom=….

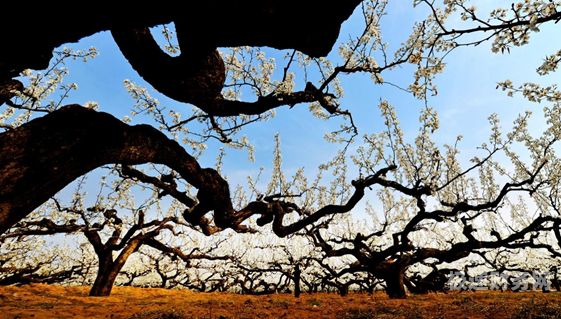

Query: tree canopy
left=1, top=0, right=561, bottom=299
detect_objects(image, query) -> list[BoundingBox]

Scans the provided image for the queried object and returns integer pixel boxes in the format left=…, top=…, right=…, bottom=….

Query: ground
left=0, top=285, right=560, bottom=318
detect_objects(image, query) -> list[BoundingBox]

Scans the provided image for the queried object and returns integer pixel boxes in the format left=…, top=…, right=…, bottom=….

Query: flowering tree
left=305, top=101, right=561, bottom=298
left=0, top=171, right=231, bottom=296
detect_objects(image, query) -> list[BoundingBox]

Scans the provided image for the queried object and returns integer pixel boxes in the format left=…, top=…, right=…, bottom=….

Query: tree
left=0, top=0, right=435, bottom=236
left=1, top=171, right=231, bottom=296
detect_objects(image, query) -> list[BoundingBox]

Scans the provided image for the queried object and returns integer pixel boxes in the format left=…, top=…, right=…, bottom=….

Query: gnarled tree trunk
left=383, top=267, right=407, bottom=299
left=88, top=236, right=142, bottom=297
left=90, top=254, right=118, bottom=297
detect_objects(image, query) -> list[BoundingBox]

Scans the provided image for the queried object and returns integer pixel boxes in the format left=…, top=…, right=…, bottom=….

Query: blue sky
left=52, top=1, right=560, bottom=207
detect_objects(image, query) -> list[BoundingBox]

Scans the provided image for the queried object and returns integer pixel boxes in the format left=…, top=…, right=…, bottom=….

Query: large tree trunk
left=384, top=268, right=407, bottom=299
left=90, top=266, right=121, bottom=297
left=90, top=254, right=118, bottom=297
left=89, top=239, right=142, bottom=297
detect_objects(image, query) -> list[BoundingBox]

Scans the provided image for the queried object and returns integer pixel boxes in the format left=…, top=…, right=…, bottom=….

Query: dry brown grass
left=0, top=285, right=560, bottom=319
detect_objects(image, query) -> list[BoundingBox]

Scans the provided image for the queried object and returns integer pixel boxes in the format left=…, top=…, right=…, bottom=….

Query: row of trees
left=3, top=96, right=561, bottom=298
left=1, top=0, right=561, bottom=299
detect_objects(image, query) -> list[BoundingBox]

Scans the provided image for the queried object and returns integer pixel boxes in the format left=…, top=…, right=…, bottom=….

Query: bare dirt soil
left=0, top=284, right=560, bottom=319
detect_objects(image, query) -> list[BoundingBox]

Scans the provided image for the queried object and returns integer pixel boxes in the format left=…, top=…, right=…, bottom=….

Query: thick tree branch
left=111, top=26, right=344, bottom=117
left=0, top=2, right=361, bottom=82
left=0, top=105, right=212, bottom=233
